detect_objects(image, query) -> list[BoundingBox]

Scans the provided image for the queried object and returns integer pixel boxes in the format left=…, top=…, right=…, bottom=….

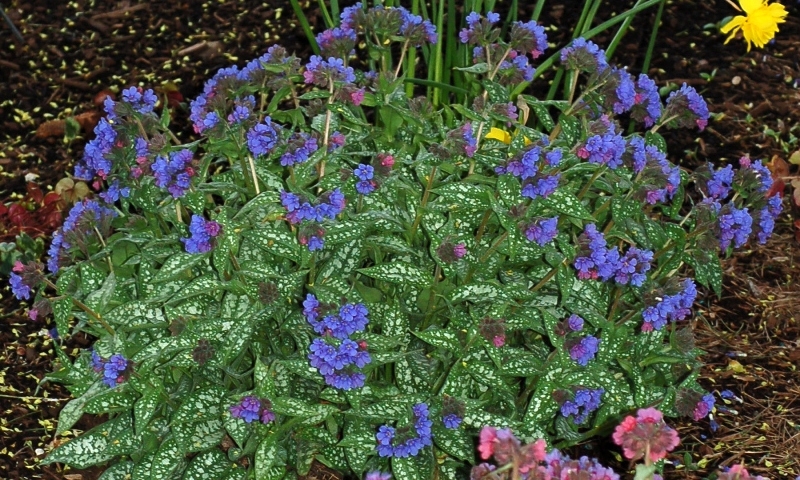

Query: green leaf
left=558, top=115, right=582, bottom=144
left=271, top=397, right=338, bottom=424
left=174, top=417, right=225, bottom=454
left=454, top=62, right=489, bottom=74
left=97, top=462, right=133, bottom=480
left=84, top=272, right=117, bottom=314
left=634, top=463, right=657, bottom=480
left=329, top=102, right=369, bottom=126
left=45, top=422, right=115, bottom=468
left=184, top=449, right=240, bottom=480
left=412, top=328, right=462, bottom=353
left=611, top=198, right=641, bottom=223
left=432, top=425, right=474, bottom=462
left=84, top=388, right=136, bottom=415
left=392, top=448, right=433, bottom=480
left=543, top=190, right=594, bottom=221
left=134, top=384, right=163, bottom=435
left=153, top=252, right=207, bottom=283
left=358, top=261, right=430, bottom=288
left=246, top=225, right=304, bottom=263
left=106, top=300, right=166, bottom=330
left=449, top=282, right=514, bottom=304
left=151, top=437, right=186, bottom=479
left=255, top=438, right=287, bottom=480
left=531, top=103, right=555, bottom=131
left=483, top=80, right=509, bottom=105
left=431, top=183, right=491, bottom=211
left=174, top=386, right=226, bottom=425
left=55, top=381, right=106, bottom=436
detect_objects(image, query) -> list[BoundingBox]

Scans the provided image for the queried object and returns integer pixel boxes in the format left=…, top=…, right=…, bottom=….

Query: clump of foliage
left=8, top=3, right=781, bottom=479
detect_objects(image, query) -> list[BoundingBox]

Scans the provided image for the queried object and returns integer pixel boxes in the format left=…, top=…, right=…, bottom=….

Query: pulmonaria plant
left=11, top=4, right=782, bottom=480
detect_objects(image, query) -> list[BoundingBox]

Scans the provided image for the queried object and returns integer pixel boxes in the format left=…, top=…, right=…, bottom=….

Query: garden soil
left=0, top=0, right=798, bottom=478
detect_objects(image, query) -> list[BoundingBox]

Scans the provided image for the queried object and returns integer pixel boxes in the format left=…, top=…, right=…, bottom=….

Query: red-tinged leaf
left=8, top=203, right=32, bottom=226
left=166, top=91, right=183, bottom=108
left=767, top=154, right=790, bottom=179
left=27, top=182, right=44, bottom=204
left=791, top=180, right=800, bottom=208
left=44, top=192, right=62, bottom=206
left=768, top=178, right=785, bottom=198
left=0, top=203, right=8, bottom=216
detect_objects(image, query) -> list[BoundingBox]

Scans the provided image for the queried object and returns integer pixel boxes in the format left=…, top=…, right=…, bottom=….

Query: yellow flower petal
left=739, top=0, right=766, bottom=15
left=486, top=127, right=511, bottom=144
left=720, top=15, right=745, bottom=34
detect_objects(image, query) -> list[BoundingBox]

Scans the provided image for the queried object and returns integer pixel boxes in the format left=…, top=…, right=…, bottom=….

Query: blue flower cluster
left=693, top=393, right=716, bottom=421
left=577, top=130, right=626, bottom=169
left=91, top=352, right=129, bottom=388
left=230, top=396, right=275, bottom=424
left=717, top=205, right=753, bottom=250
left=641, top=278, right=697, bottom=331
left=247, top=117, right=281, bottom=158
left=626, top=137, right=681, bottom=204
left=74, top=118, right=117, bottom=180
left=152, top=149, right=195, bottom=198
left=509, top=20, right=548, bottom=58
left=47, top=200, right=117, bottom=273
left=354, top=164, right=376, bottom=195
left=560, top=38, right=609, bottom=74
left=459, top=11, right=500, bottom=45
left=227, top=95, right=255, bottom=125
left=281, top=190, right=345, bottom=225
left=181, top=215, right=221, bottom=254
left=442, top=413, right=462, bottom=430
left=559, top=387, right=604, bottom=425
left=304, top=55, right=356, bottom=87
left=631, top=74, right=663, bottom=127
left=573, top=224, right=653, bottom=287
left=376, top=403, right=434, bottom=458
left=280, top=190, right=345, bottom=251
left=496, top=144, right=562, bottom=201
left=398, top=7, right=437, bottom=46
left=316, top=26, right=357, bottom=58
left=664, top=83, right=710, bottom=131
left=304, top=295, right=371, bottom=390
left=568, top=335, right=599, bottom=366
left=120, top=86, right=158, bottom=115
left=188, top=48, right=291, bottom=135
left=524, top=216, right=559, bottom=246
left=280, top=132, right=319, bottom=167
left=601, top=67, right=636, bottom=115
left=441, top=395, right=465, bottom=430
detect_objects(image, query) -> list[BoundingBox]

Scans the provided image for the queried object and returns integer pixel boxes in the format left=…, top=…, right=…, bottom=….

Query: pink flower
left=478, top=426, right=498, bottom=460
left=492, top=335, right=506, bottom=348
left=12, top=261, right=24, bottom=273
left=612, top=408, right=679, bottom=462
left=518, top=439, right=547, bottom=474
left=453, top=243, right=467, bottom=259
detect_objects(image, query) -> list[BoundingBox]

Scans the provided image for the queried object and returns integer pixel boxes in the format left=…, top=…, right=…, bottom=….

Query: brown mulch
left=1, top=1, right=799, bottom=479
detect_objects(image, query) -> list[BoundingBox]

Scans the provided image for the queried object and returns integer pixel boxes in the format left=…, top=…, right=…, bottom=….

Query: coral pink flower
left=478, top=426, right=498, bottom=460
left=612, top=408, right=679, bottom=462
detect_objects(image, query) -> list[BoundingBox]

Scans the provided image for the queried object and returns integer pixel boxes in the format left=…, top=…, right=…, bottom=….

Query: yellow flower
left=486, top=127, right=531, bottom=146
left=486, top=127, right=512, bottom=144
left=720, top=0, right=788, bottom=52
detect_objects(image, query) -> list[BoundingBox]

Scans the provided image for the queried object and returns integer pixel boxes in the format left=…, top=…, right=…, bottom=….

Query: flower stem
left=409, top=166, right=437, bottom=241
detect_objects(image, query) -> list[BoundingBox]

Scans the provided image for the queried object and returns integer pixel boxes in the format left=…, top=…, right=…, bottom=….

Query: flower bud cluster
left=47, top=199, right=117, bottom=273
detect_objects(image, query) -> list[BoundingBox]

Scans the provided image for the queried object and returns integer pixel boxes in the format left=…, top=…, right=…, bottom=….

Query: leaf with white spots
left=105, top=301, right=167, bottom=330
left=432, top=423, right=474, bottom=462
left=174, top=417, right=225, bottom=454
left=255, top=438, right=287, bottom=480
left=413, top=328, right=462, bottom=353
left=358, top=261, right=431, bottom=288
left=153, top=252, right=208, bottom=283
left=97, top=461, right=133, bottom=480
left=184, top=448, right=241, bottom=480
left=392, top=447, right=433, bottom=480
left=542, top=190, right=594, bottom=221
left=150, top=437, right=186, bottom=479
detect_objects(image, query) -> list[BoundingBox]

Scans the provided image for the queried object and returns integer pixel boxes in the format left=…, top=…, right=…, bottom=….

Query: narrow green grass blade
left=289, top=0, right=321, bottom=56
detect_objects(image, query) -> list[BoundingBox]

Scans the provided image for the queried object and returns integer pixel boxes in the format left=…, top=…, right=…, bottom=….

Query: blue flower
left=121, top=86, right=157, bottom=114
left=524, top=216, right=559, bottom=246
left=181, top=215, right=221, bottom=254
left=247, top=117, right=280, bottom=157
left=442, top=413, right=462, bottom=429
left=631, top=74, right=662, bottom=127
left=102, top=354, right=128, bottom=387
left=718, top=205, right=752, bottom=250
left=9, top=273, right=31, bottom=300
left=569, top=335, right=599, bottom=366
left=303, top=55, right=356, bottom=87
left=280, top=132, right=318, bottom=166
left=665, top=83, right=709, bottom=131
left=567, top=314, right=584, bottom=332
